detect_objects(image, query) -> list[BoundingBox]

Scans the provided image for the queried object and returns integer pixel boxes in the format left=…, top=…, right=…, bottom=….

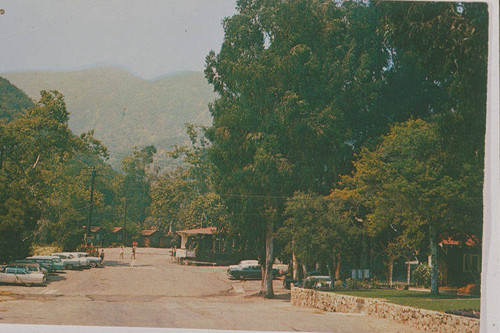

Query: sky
left=0, top=0, right=237, bottom=79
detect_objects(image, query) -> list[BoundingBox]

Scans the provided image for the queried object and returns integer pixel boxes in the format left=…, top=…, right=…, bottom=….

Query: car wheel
left=90, top=261, right=97, bottom=268
left=24, top=282, right=33, bottom=287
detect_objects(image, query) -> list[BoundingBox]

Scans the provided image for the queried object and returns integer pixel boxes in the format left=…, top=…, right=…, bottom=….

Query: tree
left=376, top=1, right=487, bottom=235
left=205, top=0, right=389, bottom=298
left=0, top=91, right=78, bottom=260
left=281, top=191, right=360, bottom=281
left=121, top=145, right=157, bottom=227
left=345, top=119, right=469, bottom=294
left=149, top=125, right=229, bottom=235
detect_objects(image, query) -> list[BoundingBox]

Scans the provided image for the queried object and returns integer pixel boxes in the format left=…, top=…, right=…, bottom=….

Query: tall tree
left=205, top=0, right=390, bottom=297
left=344, top=119, right=470, bottom=294
left=121, top=145, right=157, bottom=227
left=376, top=1, right=487, bottom=232
left=0, top=91, right=77, bottom=261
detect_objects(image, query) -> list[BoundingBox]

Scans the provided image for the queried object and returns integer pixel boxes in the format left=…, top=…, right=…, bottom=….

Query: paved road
left=0, top=248, right=425, bottom=332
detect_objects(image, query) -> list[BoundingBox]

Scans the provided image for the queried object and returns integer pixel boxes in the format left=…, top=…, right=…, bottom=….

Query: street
left=0, top=248, right=424, bottom=332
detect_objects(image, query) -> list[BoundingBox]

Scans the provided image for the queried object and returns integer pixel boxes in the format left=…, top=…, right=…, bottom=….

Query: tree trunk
left=429, top=225, right=440, bottom=295
left=302, top=264, right=308, bottom=280
left=327, top=261, right=335, bottom=287
left=387, top=259, right=394, bottom=287
left=292, top=252, right=298, bottom=280
left=260, top=221, right=274, bottom=298
left=335, top=253, right=341, bottom=280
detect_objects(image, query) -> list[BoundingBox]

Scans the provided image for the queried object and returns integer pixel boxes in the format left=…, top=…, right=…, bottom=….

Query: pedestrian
left=100, top=249, right=105, bottom=265
left=119, top=245, right=124, bottom=259
left=130, top=246, right=136, bottom=267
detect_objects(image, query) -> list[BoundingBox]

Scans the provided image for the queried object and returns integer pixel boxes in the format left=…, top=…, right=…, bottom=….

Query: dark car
left=227, top=265, right=280, bottom=280
left=282, top=271, right=325, bottom=289
left=8, top=262, right=49, bottom=277
left=24, top=257, right=63, bottom=273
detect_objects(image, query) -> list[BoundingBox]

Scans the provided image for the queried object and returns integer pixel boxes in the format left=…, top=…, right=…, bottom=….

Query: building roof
left=141, top=229, right=158, bottom=236
left=177, top=227, right=217, bottom=235
left=112, top=227, right=123, bottom=233
left=82, top=226, right=101, bottom=233
left=440, top=235, right=480, bottom=247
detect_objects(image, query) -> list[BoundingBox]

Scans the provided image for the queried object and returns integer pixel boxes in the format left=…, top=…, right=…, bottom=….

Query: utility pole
left=122, top=198, right=127, bottom=244
left=87, top=168, right=96, bottom=240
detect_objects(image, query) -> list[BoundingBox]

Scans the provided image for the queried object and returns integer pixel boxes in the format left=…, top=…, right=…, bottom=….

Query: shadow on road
left=103, top=260, right=153, bottom=268
left=103, top=260, right=133, bottom=267
left=273, top=293, right=291, bottom=301
left=245, top=292, right=291, bottom=302
left=47, top=274, right=67, bottom=282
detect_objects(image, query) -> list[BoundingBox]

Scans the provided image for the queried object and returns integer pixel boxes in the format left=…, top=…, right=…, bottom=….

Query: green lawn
left=332, top=289, right=480, bottom=313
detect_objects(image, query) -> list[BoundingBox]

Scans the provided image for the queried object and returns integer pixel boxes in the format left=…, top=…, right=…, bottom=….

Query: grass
left=31, top=244, right=61, bottom=256
left=331, top=289, right=480, bottom=313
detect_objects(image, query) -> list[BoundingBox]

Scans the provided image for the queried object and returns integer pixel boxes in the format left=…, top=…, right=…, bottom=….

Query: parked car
left=55, top=252, right=91, bottom=268
left=51, top=253, right=83, bottom=270
left=0, top=267, right=46, bottom=286
left=303, top=276, right=333, bottom=290
left=227, top=264, right=280, bottom=280
left=228, top=260, right=259, bottom=270
left=25, top=256, right=64, bottom=272
left=8, top=262, right=49, bottom=277
left=70, top=252, right=101, bottom=268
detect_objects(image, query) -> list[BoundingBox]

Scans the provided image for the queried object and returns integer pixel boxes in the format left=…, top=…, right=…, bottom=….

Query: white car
left=70, top=252, right=101, bottom=268
left=228, top=260, right=259, bottom=270
left=303, top=276, right=333, bottom=290
left=51, top=253, right=83, bottom=270
left=0, top=267, right=46, bottom=286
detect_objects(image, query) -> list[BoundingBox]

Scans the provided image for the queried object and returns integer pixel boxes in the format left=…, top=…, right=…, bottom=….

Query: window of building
left=463, top=254, right=480, bottom=273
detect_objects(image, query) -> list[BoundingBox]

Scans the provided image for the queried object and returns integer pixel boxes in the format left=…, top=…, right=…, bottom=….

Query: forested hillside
left=2, top=67, right=216, bottom=168
left=0, top=76, right=34, bottom=123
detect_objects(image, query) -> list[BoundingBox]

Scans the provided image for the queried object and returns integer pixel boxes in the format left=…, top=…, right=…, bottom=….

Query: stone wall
left=291, top=287, right=479, bottom=333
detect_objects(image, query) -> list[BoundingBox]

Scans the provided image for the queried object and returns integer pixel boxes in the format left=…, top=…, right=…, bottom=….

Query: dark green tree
left=343, top=119, right=470, bottom=294
left=205, top=0, right=390, bottom=297
left=121, top=145, right=157, bottom=228
left=0, top=91, right=77, bottom=261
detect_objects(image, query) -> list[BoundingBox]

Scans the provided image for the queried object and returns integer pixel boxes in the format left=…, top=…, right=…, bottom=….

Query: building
left=140, top=229, right=160, bottom=247
left=82, top=226, right=104, bottom=246
left=439, top=235, right=481, bottom=287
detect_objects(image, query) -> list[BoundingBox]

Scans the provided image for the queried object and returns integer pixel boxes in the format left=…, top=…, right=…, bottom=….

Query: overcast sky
left=0, top=0, right=237, bottom=79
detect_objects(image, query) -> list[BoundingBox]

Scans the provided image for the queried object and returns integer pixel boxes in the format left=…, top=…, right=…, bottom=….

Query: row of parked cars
left=227, top=261, right=333, bottom=290
left=0, top=252, right=102, bottom=287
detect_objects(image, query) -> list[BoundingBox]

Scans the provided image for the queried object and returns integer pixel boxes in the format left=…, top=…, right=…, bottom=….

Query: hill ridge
left=1, top=66, right=215, bottom=168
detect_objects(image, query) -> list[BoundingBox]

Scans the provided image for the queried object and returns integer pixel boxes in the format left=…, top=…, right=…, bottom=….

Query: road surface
left=0, top=248, right=425, bottom=332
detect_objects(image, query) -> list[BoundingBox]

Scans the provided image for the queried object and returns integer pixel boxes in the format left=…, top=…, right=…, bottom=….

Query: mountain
left=0, top=76, right=34, bottom=123
left=1, top=66, right=216, bottom=168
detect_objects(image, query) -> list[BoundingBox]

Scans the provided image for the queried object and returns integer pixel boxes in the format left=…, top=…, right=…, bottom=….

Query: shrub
left=411, top=264, right=443, bottom=288
left=345, top=278, right=361, bottom=290
left=304, top=277, right=332, bottom=290
left=334, top=280, right=344, bottom=289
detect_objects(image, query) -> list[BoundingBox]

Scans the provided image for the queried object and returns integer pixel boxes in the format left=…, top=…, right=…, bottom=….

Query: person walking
left=100, top=249, right=105, bottom=265
left=119, top=245, right=124, bottom=259
left=130, top=246, right=136, bottom=267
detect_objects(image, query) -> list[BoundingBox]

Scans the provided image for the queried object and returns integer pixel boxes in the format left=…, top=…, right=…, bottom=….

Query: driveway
left=0, top=248, right=425, bottom=332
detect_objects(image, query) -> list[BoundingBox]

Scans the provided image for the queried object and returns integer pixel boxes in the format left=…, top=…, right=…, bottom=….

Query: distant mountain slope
left=0, top=76, right=34, bottom=123
left=2, top=67, right=216, bottom=167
